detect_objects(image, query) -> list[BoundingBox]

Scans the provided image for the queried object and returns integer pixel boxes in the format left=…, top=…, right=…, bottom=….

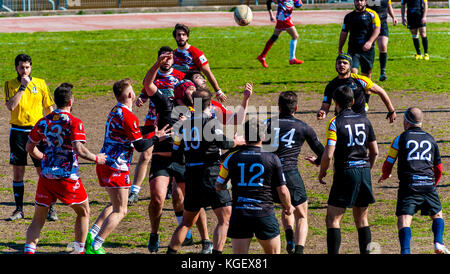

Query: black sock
left=422, top=37, right=428, bottom=54
left=413, top=38, right=421, bottom=55
left=294, top=245, right=304, bottom=254
left=380, top=52, right=387, bottom=74
left=357, top=226, right=372, bottom=254
left=212, top=249, right=222, bottom=254
left=285, top=228, right=294, bottom=243
left=166, top=246, right=177, bottom=254
left=327, top=228, right=341, bottom=254
left=12, top=181, right=24, bottom=211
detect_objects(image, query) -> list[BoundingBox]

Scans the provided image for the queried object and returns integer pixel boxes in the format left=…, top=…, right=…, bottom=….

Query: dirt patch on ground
left=0, top=89, right=448, bottom=254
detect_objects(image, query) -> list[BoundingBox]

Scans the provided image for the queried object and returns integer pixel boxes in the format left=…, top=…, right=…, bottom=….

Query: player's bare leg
left=129, top=148, right=153, bottom=204
left=212, top=205, right=231, bottom=253
left=24, top=204, right=48, bottom=253
left=231, top=238, right=252, bottom=254
left=286, top=27, right=304, bottom=65
left=148, top=176, right=170, bottom=234
left=70, top=200, right=90, bottom=253
left=96, top=188, right=128, bottom=240
left=167, top=210, right=200, bottom=253
left=258, top=235, right=281, bottom=254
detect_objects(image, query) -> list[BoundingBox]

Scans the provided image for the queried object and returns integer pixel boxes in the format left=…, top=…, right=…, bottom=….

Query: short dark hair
left=113, top=78, right=132, bottom=99
left=173, top=23, right=190, bottom=38
left=278, top=91, right=298, bottom=115
left=244, top=118, right=265, bottom=144
left=183, top=70, right=203, bottom=82
left=15, top=54, right=32, bottom=67
left=192, top=87, right=211, bottom=111
left=333, top=85, right=354, bottom=109
left=158, top=46, right=173, bottom=56
left=54, top=83, right=73, bottom=108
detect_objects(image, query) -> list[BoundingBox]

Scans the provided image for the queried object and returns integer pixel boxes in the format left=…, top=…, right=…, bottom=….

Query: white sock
left=24, top=243, right=36, bottom=254
left=290, top=39, right=298, bottom=60
left=89, top=224, right=101, bottom=238
left=93, top=236, right=105, bottom=250
left=73, top=241, right=85, bottom=253
left=130, top=185, right=141, bottom=194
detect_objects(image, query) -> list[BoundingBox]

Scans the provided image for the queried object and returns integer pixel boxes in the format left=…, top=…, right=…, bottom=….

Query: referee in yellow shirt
left=4, top=54, right=56, bottom=221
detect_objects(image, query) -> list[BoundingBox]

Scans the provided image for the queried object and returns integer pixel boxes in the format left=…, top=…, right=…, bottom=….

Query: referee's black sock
left=380, top=52, right=387, bottom=74
left=412, top=38, right=421, bottom=55
left=357, top=226, right=372, bottom=254
left=327, top=228, right=341, bottom=255
left=294, top=245, right=304, bottom=254
left=12, top=181, right=24, bottom=211
left=422, top=37, right=428, bottom=54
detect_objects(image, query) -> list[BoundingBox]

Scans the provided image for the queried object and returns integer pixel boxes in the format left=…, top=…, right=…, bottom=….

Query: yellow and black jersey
left=342, top=8, right=381, bottom=52
left=326, top=109, right=376, bottom=170
left=401, top=0, right=427, bottom=14
left=368, top=0, right=391, bottom=22
left=323, top=73, right=373, bottom=115
left=4, top=77, right=54, bottom=127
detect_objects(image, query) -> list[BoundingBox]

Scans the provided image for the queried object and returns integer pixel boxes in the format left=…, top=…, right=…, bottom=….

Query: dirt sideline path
left=0, top=9, right=449, bottom=33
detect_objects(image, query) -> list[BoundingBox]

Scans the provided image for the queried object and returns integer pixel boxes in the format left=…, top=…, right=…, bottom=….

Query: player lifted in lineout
left=257, top=0, right=305, bottom=68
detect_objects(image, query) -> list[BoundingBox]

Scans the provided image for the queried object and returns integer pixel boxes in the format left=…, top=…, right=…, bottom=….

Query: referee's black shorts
left=9, top=126, right=41, bottom=167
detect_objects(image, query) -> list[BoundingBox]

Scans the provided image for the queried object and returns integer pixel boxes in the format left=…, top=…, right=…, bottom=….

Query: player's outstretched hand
left=305, top=156, right=319, bottom=166
left=155, top=124, right=173, bottom=141
left=216, top=89, right=227, bottom=103
left=386, top=110, right=396, bottom=123
left=377, top=174, right=391, bottom=184
left=243, top=82, right=253, bottom=99
left=95, top=153, right=107, bottom=165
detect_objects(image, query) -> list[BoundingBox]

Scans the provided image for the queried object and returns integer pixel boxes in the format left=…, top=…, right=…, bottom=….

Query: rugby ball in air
left=234, top=5, right=253, bottom=26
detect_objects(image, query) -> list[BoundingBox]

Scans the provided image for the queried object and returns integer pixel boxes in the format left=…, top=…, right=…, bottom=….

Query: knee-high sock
left=432, top=218, right=445, bottom=245
left=260, top=37, right=277, bottom=58
left=380, top=52, right=387, bottom=73
left=13, top=181, right=24, bottom=210
left=413, top=38, right=421, bottom=55
left=399, top=227, right=412, bottom=254
left=422, top=37, right=428, bottom=54
left=358, top=226, right=372, bottom=254
left=290, top=39, right=298, bottom=60
left=327, top=228, right=341, bottom=254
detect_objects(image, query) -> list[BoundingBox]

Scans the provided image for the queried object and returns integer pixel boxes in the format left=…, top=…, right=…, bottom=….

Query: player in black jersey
left=319, top=85, right=379, bottom=254
left=378, top=107, right=448, bottom=254
left=317, top=54, right=396, bottom=122
left=216, top=119, right=294, bottom=254
left=401, top=0, right=429, bottom=60
left=367, top=0, right=397, bottom=81
left=339, top=0, right=381, bottom=80
left=264, top=91, right=324, bottom=254
left=166, top=88, right=244, bottom=254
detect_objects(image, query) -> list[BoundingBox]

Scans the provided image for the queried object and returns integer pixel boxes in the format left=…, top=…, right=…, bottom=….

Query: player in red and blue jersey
left=86, top=79, right=170, bottom=254
left=258, top=0, right=304, bottom=68
left=24, top=83, right=106, bottom=254
left=172, top=23, right=227, bottom=103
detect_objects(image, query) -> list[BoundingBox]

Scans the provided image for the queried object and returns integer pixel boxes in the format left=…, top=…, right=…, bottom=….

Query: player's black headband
left=336, top=53, right=352, bottom=65
left=404, top=109, right=421, bottom=125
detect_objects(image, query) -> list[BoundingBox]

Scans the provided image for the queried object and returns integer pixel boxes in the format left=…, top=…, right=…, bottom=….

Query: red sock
left=260, top=39, right=275, bottom=58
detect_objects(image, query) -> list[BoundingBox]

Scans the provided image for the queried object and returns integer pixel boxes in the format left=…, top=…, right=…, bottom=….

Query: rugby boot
left=47, top=205, right=58, bottom=221
left=414, top=54, right=423, bottom=60
left=148, top=233, right=160, bottom=253
left=200, top=240, right=213, bottom=254
left=85, top=241, right=106, bottom=254
left=8, top=209, right=24, bottom=221
left=434, top=242, right=450, bottom=254
left=128, top=191, right=139, bottom=205
left=423, top=53, right=430, bottom=61
left=379, top=73, right=387, bottom=82
left=182, top=234, right=194, bottom=246
left=257, top=55, right=268, bottom=68
left=289, top=58, right=304, bottom=65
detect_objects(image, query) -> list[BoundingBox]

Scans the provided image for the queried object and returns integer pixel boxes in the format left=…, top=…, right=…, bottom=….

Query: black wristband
left=386, top=110, right=395, bottom=118
left=18, top=85, right=26, bottom=91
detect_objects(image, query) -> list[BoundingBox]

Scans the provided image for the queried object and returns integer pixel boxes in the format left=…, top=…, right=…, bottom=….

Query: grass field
left=0, top=22, right=449, bottom=255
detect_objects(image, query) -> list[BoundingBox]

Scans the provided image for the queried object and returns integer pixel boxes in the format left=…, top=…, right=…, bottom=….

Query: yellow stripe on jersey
left=366, top=8, right=381, bottom=28
left=326, top=116, right=337, bottom=146
left=350, top=73, right=374, bottom=91
left=385, top=134, right=401, bottom=164
left=173, top=132, right=182, bottom=150
left=4, top=77, right=54, bottom=127
left=217, top=150, right=239, bottom=185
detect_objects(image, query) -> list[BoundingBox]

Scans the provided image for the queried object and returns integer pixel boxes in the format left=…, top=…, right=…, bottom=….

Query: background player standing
left=338, top=0, right=381, bottom=80
left=367, top=0, right=398, bottom=81
left=378, top=107, right=448, bottom=254
left=319, top=86, right=379, bottom=254
left=172, top=23, right=227, bottom=102
left=401, top=0, right=429, bottom=60
left=24, top=83, right=106, bottom=254
left=257, top=0, right=305, bottom=68
left=265, top=91, right=324, bottom=254
left=216, top=119, right=294, bottom=254
left=4, top=54, right=56, bottom=222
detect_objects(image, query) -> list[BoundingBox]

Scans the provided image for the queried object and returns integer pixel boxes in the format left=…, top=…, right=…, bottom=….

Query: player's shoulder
left=188, top=44, right=204, bottom=55
left=31, top=77, right=47, bottom=86
left=350, top=73, right=373, bottom=87
left=172, top=68, right=185, bottom=78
